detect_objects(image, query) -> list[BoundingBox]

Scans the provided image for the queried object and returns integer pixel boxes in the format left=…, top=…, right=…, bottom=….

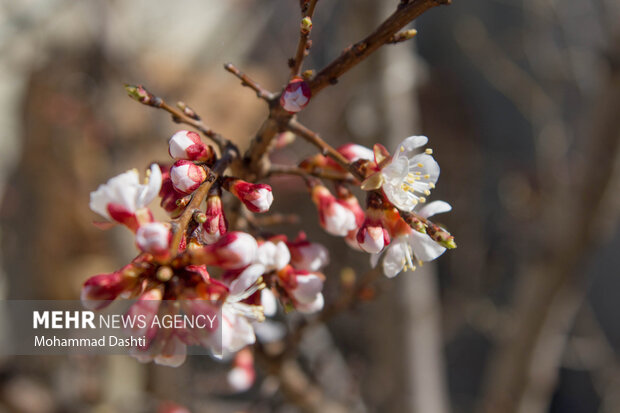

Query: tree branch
left=308, top=0, right=451, bottom=96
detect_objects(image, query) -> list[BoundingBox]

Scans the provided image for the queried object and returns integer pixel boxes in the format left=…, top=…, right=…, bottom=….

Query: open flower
left=362, top=136, right=439, bottom=212
left=371, top=201, right=451, bottom=278
left=89, top=164, right=162, bottom=230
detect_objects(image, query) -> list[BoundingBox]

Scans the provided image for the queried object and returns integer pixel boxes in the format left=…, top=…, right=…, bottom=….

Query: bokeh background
left=0, top=0, right=619, bottom=412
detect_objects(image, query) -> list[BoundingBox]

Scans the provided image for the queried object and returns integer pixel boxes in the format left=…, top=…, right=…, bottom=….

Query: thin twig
left=224, top=63, right=275, bottom=101
left=269, top=164, right=356, bottom=183
left=290, top=0, right=318, bottom=77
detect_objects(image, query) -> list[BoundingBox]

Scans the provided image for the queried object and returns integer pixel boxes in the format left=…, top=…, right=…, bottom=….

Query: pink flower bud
left=290, top=271, right=325, bottom=314
left=287, top=233, right=330, bottom=271
left=337, top=143, right=374, bottom=163
left=225, top=179, right=273, bottom=213
left=356, top=219, right=390, bottom=253
left=81, top=271, right=134, bottom=310
left=191, top=231, right=258, bottom=269
left=170, top=160, right=207, bottom=194
left=197, top=193, right=228, bottom=244
left=280, top=78, right=311, bottom=113
left=227, top=348, right=255, bottom=392
left=136, top=222, right=172, bottom=256
left=311, top=185, right=357, bottom=236
left=158, top=403, right=190, bottom=413
left=168, top=130, right=214, bottom=162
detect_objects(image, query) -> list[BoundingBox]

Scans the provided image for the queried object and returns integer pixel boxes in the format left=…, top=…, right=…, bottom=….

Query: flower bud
left=227, top=348, right=255, bottom=392
left=159, top=165, right=190, bottom=217
left=197, top=193, right=228, bottom=244
left=168, top=130, right=214, bottom=162
left=191, top=231, right=258, bottom=269
left=81, top=271, right=134, bottom=310
left=170, top=160, right=207, bottom=194
left=291, top=272, right=325, bottom=314
left=300, top=16, right=313, bottom=34
left=356, top=219, right=390, bottom=253
left=136, top=222, right=172, bottom=256
left=225, top=179, right=273, bottom=213
left=280, top=78, right=311, bottom=113
left=311, top=185, right=357, bottom=236
left=337, top=143, right=374, bottom=163
left=287, top=234, right=330, bottom=271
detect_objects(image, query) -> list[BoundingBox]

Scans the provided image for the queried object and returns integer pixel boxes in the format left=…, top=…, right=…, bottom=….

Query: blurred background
left=0, top=0, right=619, bottom=412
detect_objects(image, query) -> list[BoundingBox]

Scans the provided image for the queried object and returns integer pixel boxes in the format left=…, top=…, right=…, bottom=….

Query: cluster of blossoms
left=85, top=130, right=328, bottom=380
left=85, top=125, right=454, bottom=395
left=300, top=135, right=456, bottom=277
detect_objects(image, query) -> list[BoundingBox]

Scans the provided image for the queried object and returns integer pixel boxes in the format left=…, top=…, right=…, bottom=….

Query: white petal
left=296, top=293, right=324, bottom=314
left=253, top=320, right=286, bottom=343
left=222, top=309, right=256, bottom=354
left=370, top=251, right=382, bottom=268
left=229, top=264, right=265, bottom=298
left=408, top=230, right=446, bottom=262
left=261, top=289, right=278, bottom=317
left=398, top=135, right=428, bottom=155
left=227, top=367, right=253, bottom=392
left=417, top=200, right=452, bottom=219
left=409, top=154, right=440, bottom=184
left=292, top=274, right=323, bottom=304
left=382, top=156, right=409, bottom=183
left=137, top=164, right=162, bottom=207
left=382, top=241, right=407, bottom=278
left=89, top=170, right=140, bottom=219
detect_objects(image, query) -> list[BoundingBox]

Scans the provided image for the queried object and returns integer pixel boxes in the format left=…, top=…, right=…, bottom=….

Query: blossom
left=224, top=179, right=273, bottom=213
left=159, top=164, right=190, bottom=218
left=311, top=185, right=358, bottom=236
left=220, top=264, right=267, bottom=354
left=280, top=78, right=311, bottom=113
left=287, top=234, right=330, bottom=272
left=170, top=160, right=207, bottom=194
left=356, top=218, right=390, bottom=254
left=227, top=348, right=255, bottom=392
left=277, top=265, right=325, bottom=314
left=89, top=164, right=162, bottom=230
left=190, top=231, right=258, bottom=269
left=371, top=201, right=452, bottom=278
left=362, top=136, right=439, bottom=212
left=168, top=130, right=213, bottom=162
left=81, top=270, right=135, bottom=310
left=196, top=192, right=227, bottom=244
left=256, top=240, right=291, bottom=271
left=136, top=222, right=172, bottom=256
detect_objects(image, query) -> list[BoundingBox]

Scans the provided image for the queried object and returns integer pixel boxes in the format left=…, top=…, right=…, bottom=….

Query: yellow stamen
left=425, top=148, right=433, bottom=155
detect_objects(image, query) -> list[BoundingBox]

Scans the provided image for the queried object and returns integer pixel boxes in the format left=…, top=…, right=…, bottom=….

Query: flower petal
left=398, top=135, right=428, bottom=155
left=229, top=264, right=265, bottom=298
left=382, top=241, right=406, bottom=278
left=138, top=164, right=162, bottom=207
left=417, top=200, right=452, bottom=219
left=408, top=230, right=446, bottom=262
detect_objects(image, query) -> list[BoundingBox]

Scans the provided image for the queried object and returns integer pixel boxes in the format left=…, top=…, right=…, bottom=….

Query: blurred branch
left=224, top=63, right=275, bottom=101
left=308, top=0, right=451, bottom=96
left=290, top=0, right=318, bottom=77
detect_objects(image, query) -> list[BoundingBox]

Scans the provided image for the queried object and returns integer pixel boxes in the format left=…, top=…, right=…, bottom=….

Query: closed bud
left=356, top=218, right=390, bottom=254
left=224, top=179, right=273, bottom=213
left=170, top=160, right=207, bottom=194
left=301, top=16, right=313, bottom=34
left=191, top=231, right=258, bottom=269
left=81, top=271, right=134, bottom=310
left=311, top=185, right=358, bottom=236
left=280, top=78, right=311, bottom=113
left=197, top=193, right=228, bottom=244
left=136, top=222, right=172, bottom=256
left=168, top=130, right=214, bottom=162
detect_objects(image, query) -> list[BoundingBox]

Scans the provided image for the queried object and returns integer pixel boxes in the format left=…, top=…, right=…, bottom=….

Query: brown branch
left=169, top=143, right=239, bottom=255
left=224, top=63, right=275, bottom=101
left=125, top=85, right=233, bottom=151
left=268, top=164, right=356, bottom=183
left=290, top=0, right=318, bottom=77
left=308, top=0, right=450, bottom=96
